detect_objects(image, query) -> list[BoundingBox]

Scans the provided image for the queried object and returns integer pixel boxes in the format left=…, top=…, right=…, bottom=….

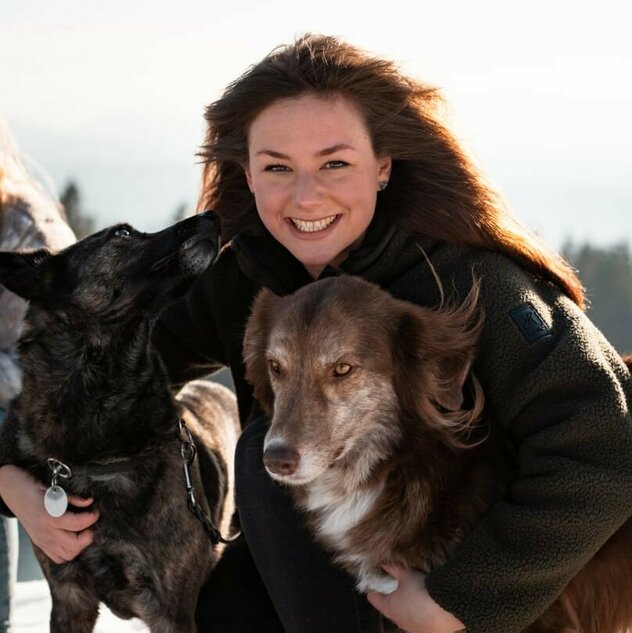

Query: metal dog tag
left=44, top=485, right=68, bottom=518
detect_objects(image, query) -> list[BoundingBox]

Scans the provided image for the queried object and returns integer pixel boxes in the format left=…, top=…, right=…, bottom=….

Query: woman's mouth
left=288, top=214, right=340, bottom=233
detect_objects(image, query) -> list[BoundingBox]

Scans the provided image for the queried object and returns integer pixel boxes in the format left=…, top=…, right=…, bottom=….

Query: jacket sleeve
left=153, top=247, right=247, bottom=388
left=153, top=270, right=225, bottom=388
left=424, top=252, right=632, bottom=633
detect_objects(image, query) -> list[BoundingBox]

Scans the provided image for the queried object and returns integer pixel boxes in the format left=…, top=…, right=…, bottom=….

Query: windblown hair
left=198, top=34, right=585, bottom=307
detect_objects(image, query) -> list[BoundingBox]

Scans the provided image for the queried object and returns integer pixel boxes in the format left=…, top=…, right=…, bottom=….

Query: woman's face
left=245, top=93, right=391, bottom=278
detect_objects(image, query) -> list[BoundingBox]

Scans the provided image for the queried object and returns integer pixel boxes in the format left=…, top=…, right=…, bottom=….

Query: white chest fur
left=304, top=478, right=381, bottom=547
left=301, top=476, right=399, bottom=594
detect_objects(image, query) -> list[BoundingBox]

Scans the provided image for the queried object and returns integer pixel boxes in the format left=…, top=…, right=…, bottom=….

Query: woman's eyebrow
left=317, top=143, right=356, bottom=156
left=255, top=149, right=290, bottom=159
left=255, top=143, right=356, bottom=159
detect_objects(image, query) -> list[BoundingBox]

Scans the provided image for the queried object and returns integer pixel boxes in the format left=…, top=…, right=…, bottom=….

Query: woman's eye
left=115, top=227, right=131, bottom=238
left=324, top=160, right=348, bottom=169
left=264, top=164, right=290, bottom=173
left=333, top=362, right=352, bottom=377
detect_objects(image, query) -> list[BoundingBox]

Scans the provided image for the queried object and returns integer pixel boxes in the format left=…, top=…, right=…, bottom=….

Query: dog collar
left=43, top=454, right=151, bottom=518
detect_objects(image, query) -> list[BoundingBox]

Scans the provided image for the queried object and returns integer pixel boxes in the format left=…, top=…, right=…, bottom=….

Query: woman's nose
left=292, top=173, right=324, bottom=208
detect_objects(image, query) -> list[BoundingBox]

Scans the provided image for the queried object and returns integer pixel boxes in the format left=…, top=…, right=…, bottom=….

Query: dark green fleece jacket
left=154, top=218, right=632, bottom=633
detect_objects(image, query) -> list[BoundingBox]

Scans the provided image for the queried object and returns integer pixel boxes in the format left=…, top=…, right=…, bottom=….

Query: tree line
left=59, top=180, right=632, bottom=355
left=563, top=241, right=632, bottom=355
left=59, top=180, right=191, bottom=240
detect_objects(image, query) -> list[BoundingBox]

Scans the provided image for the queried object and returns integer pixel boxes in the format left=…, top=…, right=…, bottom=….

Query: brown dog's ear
left=243, top=288, right=281, bottom=414
left=0, top=250, right=50, bottom=299
left=392, top=281, right=485, bottom=447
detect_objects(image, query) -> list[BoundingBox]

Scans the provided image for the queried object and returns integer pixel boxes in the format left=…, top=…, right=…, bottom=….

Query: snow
left=13, top=580, right=149, bottom=632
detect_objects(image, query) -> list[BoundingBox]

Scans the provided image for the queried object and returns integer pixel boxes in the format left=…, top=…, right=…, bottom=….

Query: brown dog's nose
left=263, top=444, right=300, bottom=476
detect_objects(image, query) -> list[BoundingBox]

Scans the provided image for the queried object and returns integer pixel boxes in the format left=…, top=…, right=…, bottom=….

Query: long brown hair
left=198, top=34, right=584, bottom=307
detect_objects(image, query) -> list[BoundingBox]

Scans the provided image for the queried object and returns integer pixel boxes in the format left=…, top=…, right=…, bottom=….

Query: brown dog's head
left=243, top=276, right=484, bottom=486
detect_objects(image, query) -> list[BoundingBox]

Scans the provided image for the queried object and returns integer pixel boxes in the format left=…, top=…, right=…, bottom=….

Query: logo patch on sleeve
left=508, top=302, right=552, bottom=343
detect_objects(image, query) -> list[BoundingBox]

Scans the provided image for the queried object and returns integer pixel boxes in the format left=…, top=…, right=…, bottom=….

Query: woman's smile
left=287, top=214, right=341, bottom=235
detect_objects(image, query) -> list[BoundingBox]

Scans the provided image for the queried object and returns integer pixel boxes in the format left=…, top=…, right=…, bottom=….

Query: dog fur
left=0, top=212, right=238, bottom=633
left=243, top=275, right=632, bottom=633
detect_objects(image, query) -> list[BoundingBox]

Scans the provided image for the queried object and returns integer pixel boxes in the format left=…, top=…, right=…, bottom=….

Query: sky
left=1, top=0, right=631, bottom=249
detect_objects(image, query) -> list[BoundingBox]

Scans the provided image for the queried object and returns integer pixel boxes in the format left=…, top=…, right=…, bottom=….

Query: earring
left=378, top=180, right=389, bottom=192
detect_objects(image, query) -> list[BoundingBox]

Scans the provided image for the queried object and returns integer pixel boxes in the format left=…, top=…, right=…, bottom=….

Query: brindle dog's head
left=244, top=276, right=484, bottom=487
left=0, top=210, right=220, bottom=324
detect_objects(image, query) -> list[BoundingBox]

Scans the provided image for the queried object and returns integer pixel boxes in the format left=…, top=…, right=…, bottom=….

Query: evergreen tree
left=172, top=202, right=191, bottom=223
left=59, top=180, right=96, bottom=239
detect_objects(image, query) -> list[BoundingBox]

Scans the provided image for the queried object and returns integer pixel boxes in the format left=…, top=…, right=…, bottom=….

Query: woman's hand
left=367, top=564, right=466, bottom=633
left=0, top=464, right=99, bottom=564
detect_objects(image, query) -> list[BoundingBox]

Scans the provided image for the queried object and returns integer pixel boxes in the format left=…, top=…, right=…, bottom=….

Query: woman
left=157, top=35, right=632, bottom=632
left=2, top=36, right=632, bottom=633
left=0, top=120, right=77, bottom=631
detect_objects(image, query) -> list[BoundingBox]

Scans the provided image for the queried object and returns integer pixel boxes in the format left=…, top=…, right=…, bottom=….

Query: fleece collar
left=231, top=214, right=433, bottom=295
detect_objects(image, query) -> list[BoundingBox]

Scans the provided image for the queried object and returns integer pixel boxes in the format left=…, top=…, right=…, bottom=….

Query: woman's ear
left=377, top=156, right=392, bottom=183
left=243, top=288, right=281, bottom=414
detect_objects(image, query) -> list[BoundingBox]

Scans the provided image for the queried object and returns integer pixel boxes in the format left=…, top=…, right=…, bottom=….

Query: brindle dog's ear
left=243, top=288, right=281, bottom=414
left=392, top=281, right=485, bottom=447
left=0, top=250, right=50, bottom=299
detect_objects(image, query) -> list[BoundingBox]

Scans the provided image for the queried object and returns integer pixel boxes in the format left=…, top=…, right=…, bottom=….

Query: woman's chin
left=290, top=248, right=341, bottom=276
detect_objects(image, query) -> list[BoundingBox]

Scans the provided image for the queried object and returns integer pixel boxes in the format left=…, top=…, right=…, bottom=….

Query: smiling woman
left=244, top=94, right=391, bottom=278
left=3, top=34, right=632, bottom=633
left=151, top=33, right=632, bottom=633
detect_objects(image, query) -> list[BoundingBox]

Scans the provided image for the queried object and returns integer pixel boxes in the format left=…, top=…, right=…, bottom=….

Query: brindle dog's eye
left=269, top=360, right=281, bottom=375
left=115, top=227, right=131, bottom=238
left=333, top=363, right=352, bottom=377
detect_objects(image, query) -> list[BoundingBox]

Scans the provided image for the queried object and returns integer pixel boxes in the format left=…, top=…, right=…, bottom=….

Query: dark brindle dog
left=0, top=211, right=239, bottom=633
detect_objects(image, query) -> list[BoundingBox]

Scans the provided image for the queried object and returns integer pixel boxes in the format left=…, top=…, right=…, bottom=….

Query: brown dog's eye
left=268, top=360, right=281, bottom=375
left=333, top=363, right=352, bottom=377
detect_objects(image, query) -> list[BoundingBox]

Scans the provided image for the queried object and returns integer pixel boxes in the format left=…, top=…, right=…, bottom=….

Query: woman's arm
left=153, top=245, right=256, bottom=392
left=421, top=250, right=632, bottom=633
left=0, top=465, right=98, bottom=564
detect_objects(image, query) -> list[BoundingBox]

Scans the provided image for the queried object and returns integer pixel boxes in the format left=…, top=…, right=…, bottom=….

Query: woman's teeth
left=290, top=215, right=338, bottom=233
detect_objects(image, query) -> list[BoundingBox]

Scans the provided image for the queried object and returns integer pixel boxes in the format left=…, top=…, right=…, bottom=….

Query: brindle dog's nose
left=263, top=444, right=300, bottom=476
left=198, top=209, right=221, bottom=230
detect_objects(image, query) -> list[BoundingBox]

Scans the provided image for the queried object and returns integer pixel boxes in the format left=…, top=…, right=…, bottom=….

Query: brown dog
left=0, top=212, right=238, bottom=633
left=243, top=275, right=632, bottom=633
